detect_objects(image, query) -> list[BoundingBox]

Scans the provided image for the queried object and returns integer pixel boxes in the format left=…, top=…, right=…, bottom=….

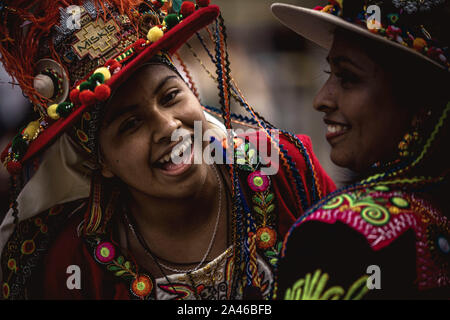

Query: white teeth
left=158, top=136, right=192, bottom=164
left=327, top=124, right=349, bottom=134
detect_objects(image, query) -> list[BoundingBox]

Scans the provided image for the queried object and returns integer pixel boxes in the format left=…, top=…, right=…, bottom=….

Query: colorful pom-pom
left=181, top=1, right=196, bottom=17
left=90, top=72, right=105, bottom=84
left=164, top=14, right=180, bottom=30
left=80, top=81, right=94, bottom=91
left=105, top=60, right=121, bottom=74
left=413, top=38, right=427, bottom=52
left=6, top=160, right=22, bottom=175
left=47, top=104, right=60, bottom=120
left=94, top=84, right=111, bottom=102
left=147, top=26, right=164, bottom=42
left=56, top=102, right=74, bottom=118
left=79, top=90, right=97, bottom=106
left=133, top=38, right=147, bottom=52
left=196, top=0, right=210, bottom=7
left=313, top=6, right=324, bottom=11
left=70, top=88, right=81, bottom=106
left=22, top=121, right=40, bottom=140
left=94, top=67, right=112, bottom=81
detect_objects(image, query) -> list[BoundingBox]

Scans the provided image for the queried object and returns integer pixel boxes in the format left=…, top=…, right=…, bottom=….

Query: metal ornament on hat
left=33, top=59, right=70, bottom=106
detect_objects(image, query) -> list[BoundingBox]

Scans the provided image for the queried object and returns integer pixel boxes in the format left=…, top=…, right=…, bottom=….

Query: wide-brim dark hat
left=271, top=1, right=450, bottom=71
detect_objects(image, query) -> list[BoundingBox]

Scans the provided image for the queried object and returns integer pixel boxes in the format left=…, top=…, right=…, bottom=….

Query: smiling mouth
left=324, top=120, right=351, bottom=141
left=153, top=135, right=195, bottom=176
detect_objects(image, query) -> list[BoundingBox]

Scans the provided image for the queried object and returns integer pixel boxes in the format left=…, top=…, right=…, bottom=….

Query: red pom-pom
left=79, top=90, right=97, bottom=106
left=196, top=0, right=210, bottom=7
left=105, top=59, right=122, bottom=74
left=70, top=88, right=81, bottom=105
left=133, top=38, right=147, bottom=52
left=313, top=6, right=324, bottom=11
left=6, top=160, right=22, bottom=175
left=181, top=1, right=196, bottom=17
left=94, top=84, right=111, bottom=102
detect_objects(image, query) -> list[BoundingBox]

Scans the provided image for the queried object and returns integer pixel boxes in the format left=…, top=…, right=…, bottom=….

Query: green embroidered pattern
left=284, top=269, right=369, bottom=300
left=319, top=186, right=415, bottom=227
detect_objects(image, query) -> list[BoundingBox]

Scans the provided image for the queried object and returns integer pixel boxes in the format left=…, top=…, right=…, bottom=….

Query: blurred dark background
left=0, top=0, right=344, bottom=219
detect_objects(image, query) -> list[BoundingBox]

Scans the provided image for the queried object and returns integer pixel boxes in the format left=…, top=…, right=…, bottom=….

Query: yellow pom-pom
left=94, top=67, right=111, bottom=82
left=147, top=26, right=164, bottom=43
left=413, top=38, right=427, bottom=51
left=23, top=121, right=40, bottom=140
left=47, top=104, right=60, bottom=120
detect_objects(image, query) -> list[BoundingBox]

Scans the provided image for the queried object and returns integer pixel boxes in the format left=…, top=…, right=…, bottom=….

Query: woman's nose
left=313, top=79, right=338, bottom=114
left=151, top=110, right=182, bottom=144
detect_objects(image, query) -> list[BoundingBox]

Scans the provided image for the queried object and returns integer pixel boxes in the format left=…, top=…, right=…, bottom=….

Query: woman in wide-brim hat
left=0, top=0, right=335, bottom=300
left=271, top=0, right=449, bottom=299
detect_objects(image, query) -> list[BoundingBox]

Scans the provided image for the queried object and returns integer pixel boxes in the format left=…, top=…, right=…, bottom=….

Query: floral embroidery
left=255, top=227, right=277, bottom=250
left=131, top=275, right=153, bottom=298
left=284, top=269, right=369, bottom=300
left=1, top=199, right=86, bottom=300
left=95, top=242, right=115, bottom=263
left=247, top=171, right=270, bottom=192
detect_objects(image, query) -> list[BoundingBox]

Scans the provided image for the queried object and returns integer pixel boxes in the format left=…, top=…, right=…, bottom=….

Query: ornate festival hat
left=271, top=0, right=450, bottom=72
left=0, top=0, right=219, bottom=175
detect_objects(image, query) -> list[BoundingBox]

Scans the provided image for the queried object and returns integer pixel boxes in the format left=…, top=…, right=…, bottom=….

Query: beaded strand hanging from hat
left=181, top=10, right=323, bottom=299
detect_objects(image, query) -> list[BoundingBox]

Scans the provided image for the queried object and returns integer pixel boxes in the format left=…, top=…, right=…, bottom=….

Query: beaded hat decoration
left=0, top=0, right=219, bottom=175
left=271, top=0, right=450, bottom=72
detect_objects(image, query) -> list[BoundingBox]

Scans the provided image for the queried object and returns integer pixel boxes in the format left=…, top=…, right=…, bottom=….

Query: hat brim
left=270, top=3, right=444, bottom=69
left=18, top=5, right=220, bottom=164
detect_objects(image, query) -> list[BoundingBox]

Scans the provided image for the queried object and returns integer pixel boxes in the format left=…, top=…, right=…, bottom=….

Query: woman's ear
left=101, top=164, right=115, bottom=179
left=97, top=148, right=115, bottom=178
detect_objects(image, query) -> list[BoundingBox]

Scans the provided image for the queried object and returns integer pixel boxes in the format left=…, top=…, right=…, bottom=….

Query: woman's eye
left=335, top=71, right=359, bottom=85
left=118, top=117, right=141, bottom=134
left=160, top=89, right=180, bottom=105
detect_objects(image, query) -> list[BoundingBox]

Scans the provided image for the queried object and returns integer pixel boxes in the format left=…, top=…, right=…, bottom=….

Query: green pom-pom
left=11, top=134, right=28, bottom=158
left=56, top=102, right=74, bottom=118
left=89, top=72, right=105, bottom=85
left=164, top=14, right=180, bottom=30
left=80, top=81, right=94, bottom=91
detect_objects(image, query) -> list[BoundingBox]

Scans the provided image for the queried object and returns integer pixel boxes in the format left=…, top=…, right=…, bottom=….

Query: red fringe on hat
left=0, top=0, right=145, bottom=109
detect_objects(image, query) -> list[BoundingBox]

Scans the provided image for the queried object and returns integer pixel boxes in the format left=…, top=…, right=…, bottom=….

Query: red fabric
left=32, top=133, right=335, bottom=299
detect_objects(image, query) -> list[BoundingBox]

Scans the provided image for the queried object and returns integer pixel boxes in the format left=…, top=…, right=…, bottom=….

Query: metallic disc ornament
left=33, top=59, right=70, bottom=105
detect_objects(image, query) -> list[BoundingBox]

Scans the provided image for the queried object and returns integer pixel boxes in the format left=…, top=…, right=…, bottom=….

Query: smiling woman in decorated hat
left=271, top=0, right=449, bottom=299
left=0, top=0, right=335, bottom=300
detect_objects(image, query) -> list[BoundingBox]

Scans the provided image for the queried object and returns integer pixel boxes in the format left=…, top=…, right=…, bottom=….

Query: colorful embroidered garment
left=1, top=133, right=335, bottom=300
left=277, top=185, right=449, bottom=300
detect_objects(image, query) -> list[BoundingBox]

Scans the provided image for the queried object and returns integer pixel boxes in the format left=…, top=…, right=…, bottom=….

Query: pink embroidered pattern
left=290, top=187, right=449, bottom=291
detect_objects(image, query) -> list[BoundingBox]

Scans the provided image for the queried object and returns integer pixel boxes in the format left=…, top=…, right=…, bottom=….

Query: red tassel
left=79, top=90, right=97, bottom=106
left=94, top=84, right=111, bottom=102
